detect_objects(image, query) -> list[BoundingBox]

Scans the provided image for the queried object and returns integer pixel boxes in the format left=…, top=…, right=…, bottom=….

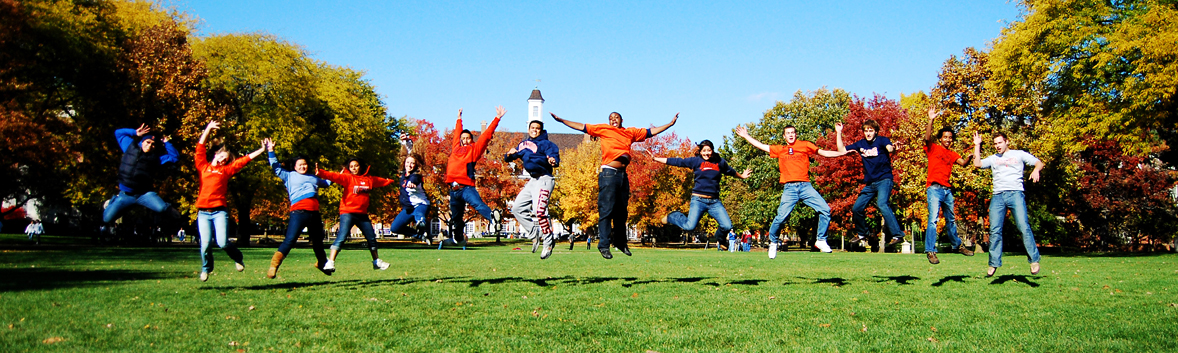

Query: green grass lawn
left=1, top=234, right=1176, bottom=352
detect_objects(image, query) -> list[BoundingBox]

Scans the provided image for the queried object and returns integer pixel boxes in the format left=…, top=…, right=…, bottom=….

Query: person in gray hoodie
left=504, top=120, right=561, bottom=259
left=263, top=138, right=333, bottom=279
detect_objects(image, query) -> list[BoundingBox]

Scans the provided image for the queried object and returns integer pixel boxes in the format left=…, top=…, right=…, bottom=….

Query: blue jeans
left=103, top=191, right=171, bottom=223
left=331, top=213, right=378, bottom=251
left=197, top=209, right=243, bottom=273
left=852, top=178, right=904, bottom=239
left=389, top=204, right=429, bottom=236
left=728, top=239, right=737, bottom=252
left=742, top=242, right=750, bottom=252
left=597, top=168, right=630, bottom=250
left=987, top=191, right=1041, bottom=267
left=925, top=185, right=962, bottom=252
left=667, top=196, right=733, bottom=245
left=449, top=185, right=495, bottom=239
left=767, top=182, right=831, bottom=243
left=278, top=210, right=327, bottom=264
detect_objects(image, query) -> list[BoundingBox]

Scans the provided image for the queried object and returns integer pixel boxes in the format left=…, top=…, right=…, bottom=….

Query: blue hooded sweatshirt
left=269, top=152, right=331, bottom=209
left=504, top=130, right=560, bottom=178
left=114, top=128, right=179, bottom=194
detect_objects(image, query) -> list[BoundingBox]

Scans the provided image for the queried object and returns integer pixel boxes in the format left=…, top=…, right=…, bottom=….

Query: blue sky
left=181, top=0, right=1022, bottom=143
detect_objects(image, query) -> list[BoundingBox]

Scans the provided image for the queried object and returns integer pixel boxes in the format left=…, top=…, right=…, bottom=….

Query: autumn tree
left=1069, top=140, right=1178, bottom=250
left=550, top=138, right=601, bottom=235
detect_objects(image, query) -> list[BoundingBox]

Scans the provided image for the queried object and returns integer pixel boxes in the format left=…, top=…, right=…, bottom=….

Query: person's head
left=608, top=112, right=623, bottom=128
left=695, top=140, right=716, bottom=161
left=290, top=155, right=310, bottom=175
left=460, top=129, right=473, bottom=146
left=211, top=145, right=235, bottom=166
left=528, top=120, right=544, bottom=139
left=937, top=127, right=955, bottom=148
left=139, top=135, right=157, bottom=153
left=861, top=120, right=881, bottom=140
left=403, top=153, right=422, bottom=174
left=782, top=125, right=798, bottom=144
left=992, top=132, right=1009, bottom=154
left=346, top=158, right=366, bottom=174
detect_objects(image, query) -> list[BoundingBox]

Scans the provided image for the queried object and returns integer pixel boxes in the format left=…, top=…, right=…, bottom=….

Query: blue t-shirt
left=666, top=156, right=739, bottom=198
left=847, top=136, right=893, bottom=184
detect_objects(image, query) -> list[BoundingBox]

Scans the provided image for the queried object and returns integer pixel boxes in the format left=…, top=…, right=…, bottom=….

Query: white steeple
left=527, top=88, right=544, bottom=124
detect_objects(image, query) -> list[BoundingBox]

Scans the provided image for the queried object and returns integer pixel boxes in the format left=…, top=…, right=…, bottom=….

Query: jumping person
left=102, top=124, right=182, bottom=232
left=550, top=111, right=678, bottom=259
left=441, top=107, right=505, bottom=249
left=922, top=108, right=975, bottom=264
left=193, top=121, right=265, bottom=281
left=973, top=131, right=1045, bottom=277
left=653, top=140, right=751, bottom=252
left=830, top=121, right=907, bottom=248
left=734, top=125, right=843, bottom=258
left=264, top=139, right=333, bottom=279
left=505, top=119, right=561, bottom=259
left=317, top=158, right=397, bottom=273
left=387, top=135, right=431, bottom=245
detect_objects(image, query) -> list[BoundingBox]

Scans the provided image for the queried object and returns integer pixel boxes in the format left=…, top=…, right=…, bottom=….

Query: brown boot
left=958, top=245, right=975, bottom=256
left=267, top=252, right=286, bottom=279
left=927, top=252, right=940, bottom=265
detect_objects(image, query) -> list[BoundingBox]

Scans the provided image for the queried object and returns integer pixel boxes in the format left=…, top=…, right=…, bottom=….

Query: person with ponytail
left=651, top=140, right=751, bottom=251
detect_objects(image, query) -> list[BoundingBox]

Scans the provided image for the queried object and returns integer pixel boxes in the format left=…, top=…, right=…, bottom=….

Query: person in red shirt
left=443, top=107, right=505, bottom=248
left=923, top=107, right=975, bottom=264
left=550, top=111, right=678, bottom=259
left=193, top=121, right=265, bottom=281
left=317, top=158, right=397, bottom=272
left=735, top=124, right=843, bottom=258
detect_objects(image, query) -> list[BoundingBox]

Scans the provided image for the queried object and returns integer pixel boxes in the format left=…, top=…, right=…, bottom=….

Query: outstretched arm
left=550, top=113, right=586, bottom=132
left=247, top=140, right=266, bottom=160
left=451, top=109, right=464, bottom=146
left=954, top=152, right=974, bottom=166
left=199, top=121, right=219, bottom=145
left=649, top=113, right=679, bottom=137
left=734, top=126, right=770, bottom=153
left=834, top=123, right=846, bottom=153
left=924, top=106, right=938, bottom=144
left=972, top=132, right=984, bottom=168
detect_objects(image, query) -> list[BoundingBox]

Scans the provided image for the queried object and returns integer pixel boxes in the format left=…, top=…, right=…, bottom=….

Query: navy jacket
left=666, top=156, right=739, bottom=198
left=114, top=128, right=178, bottom=194
left=504, top=130, right=561, bottom=178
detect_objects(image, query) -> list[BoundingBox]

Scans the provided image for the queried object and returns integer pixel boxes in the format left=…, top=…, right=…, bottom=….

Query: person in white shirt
left=973, top=131, right=1045, bottom=277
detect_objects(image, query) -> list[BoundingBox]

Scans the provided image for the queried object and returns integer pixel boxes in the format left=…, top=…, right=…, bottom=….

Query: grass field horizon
left=2, top=234, right=1176, bottom=352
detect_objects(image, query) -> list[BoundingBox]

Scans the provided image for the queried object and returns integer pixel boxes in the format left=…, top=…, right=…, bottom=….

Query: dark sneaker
left=619, top=247, right=632, bottom=256
left=849, top=235, right=866, bottom=244
left=887, top=237, right=904, bottom=246
left=927, top=252, right=940, bottom=265
left=958, top=245, right=975, bottom=256
left=599, top=248, right=613, bottom=259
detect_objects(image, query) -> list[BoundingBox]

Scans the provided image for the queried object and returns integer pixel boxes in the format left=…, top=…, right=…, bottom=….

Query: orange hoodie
left=317, top=167, right=396, bottom=215
left=444, top=116, right=501, bottom=186
left=194, top=143, right=253, bottom=209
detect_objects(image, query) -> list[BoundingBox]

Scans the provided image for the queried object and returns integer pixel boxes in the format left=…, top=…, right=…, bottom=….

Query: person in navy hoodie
left=102, top=123, right=182, bottom=232
left=652, top=140, right=751, bottom=247
left=505, top=119, right=561, bottom=259
left=831, top=120, right=907, bottom=247
left=263, top=138, right=333, bottom=279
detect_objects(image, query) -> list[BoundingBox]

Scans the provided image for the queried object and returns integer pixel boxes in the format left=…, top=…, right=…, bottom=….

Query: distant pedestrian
left=741, top=230, right=752, bottom=252
left=25, top=220, right=43, bottom=242
left=728, top=230, right=738, bottom=252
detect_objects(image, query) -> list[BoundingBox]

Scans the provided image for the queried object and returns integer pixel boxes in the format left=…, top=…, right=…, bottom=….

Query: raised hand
left=735, top=125, right=750, bottom=138
left=550, top=112, right=563, bottom=122
left=927, top=106, right=938, bottom=120
left=670, top=112, right=679, bottom=126
left=135, top=123, right=151, bottom=136
left=1030, top=169, right=1041, bottom=183
left=972, top=131, right=982, bottom=145
left=835, top=123, right=843, bottom=133
left=457, top=109, right=463, bottom=119
left=161, top=135, right=170, bottom=143
left=739, top=168, right=753, bottom=179
left=206, top=121, right=221, bottom=131
left=495, top=106, right=506, bottom=119
left=263, top=138, right=275, bottom=151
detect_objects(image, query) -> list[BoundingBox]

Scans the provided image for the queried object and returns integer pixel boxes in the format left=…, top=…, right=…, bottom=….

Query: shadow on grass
left=0, top=268, right=181, bottom=292
left=812, top=277, right=849, bottom=286
left=198, top=275, right=783, bottom=291
left=989, top=275, right=1041, bottom=287
left=873, top=275, right=920, bottom=285
left=931, top=275, right=971, bottom=287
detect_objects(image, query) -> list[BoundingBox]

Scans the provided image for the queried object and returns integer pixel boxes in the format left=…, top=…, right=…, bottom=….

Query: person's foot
left=768, top=243, right=778, bottom=259
left=235, top=263, right=245, bottom=272
left=1030, top=262, right=1040, bottom=275
left=373, top=259, right=390, bottom=270
left=531, top=237, right=540, bottom=253
left=424, top=236, right=431, bottom=246
left=541, top=245, right=553, bottom=260
left=887, top=237, right=905, bottom=246
left=814, top=240, right=832, bottom=253
left=927, top=252, right=940, bottom=265
left=849, top=235, right=866, bottom=244
left=599, top=248, right=613, bottom=259
left=958, top=245, right=975, bottom=256
left=986, top=266, right=997, bottom=277
left=323, top=260, right=336, bottom=272
left=199, top=271, right=209, bottom=282
left=618, top=247, right=632, bottom=256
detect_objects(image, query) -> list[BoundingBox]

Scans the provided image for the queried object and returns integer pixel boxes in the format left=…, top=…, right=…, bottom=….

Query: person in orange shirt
left=923, top=107, right=975, bottom=264
left=735, top=124, right=843, bottom=258
left=317, top=158, right=397, bottom=272
left=550, top=111, right=678, bottom=259
left=442, top=106, right=505, bottom=248
left=193, top=121, right=266, bottom=281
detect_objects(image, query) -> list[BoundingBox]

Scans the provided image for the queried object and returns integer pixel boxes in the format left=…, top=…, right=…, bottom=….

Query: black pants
left=597, top=168, right=629, bottom=251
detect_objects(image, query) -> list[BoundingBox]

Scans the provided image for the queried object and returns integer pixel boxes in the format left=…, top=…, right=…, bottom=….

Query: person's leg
left=1009, top=192, right=1041, bottom=265
left=534, top=176, right=556, bottom=240
left=197, top=211, right=215, bottom=274
left=873, top=179, right=904, bottom=240
left=851, top=185, right=875, bottom=240
left=987, top=193, right=1008, bottom=269
left=596, top=170, right=619, bottom=253
left=512, top=179, right=537, bottom=237
left=102, top=192, right=139, bottom=223
left=306, top=212, right=329, bottom=271
left=706, top=199, right=734, bottom=247
left=613, top=171, right=631, bottom=251
left=668, top=196, right=705, bottom=231
left=799, top=183, right=833, bottom=242
left=767, top=184, right=801, bottom=244
left=351, top=215, right=378, bottom=260
left=388, top=209, right=415, bottom=235
left=925, top=186, right=943, bottom=253
left=449, top=189, right=466, bottom=243
left=942, top=190, right=963, bottom=250
left=330, top=213, right=357, bottom=262
left=729, top=238, right=737, bottom=252
left=270, top=211, right=307, bottom=278
left=461, top=187, right=495, bottom=222
left=211, top=210, right=243, bottom=269
left=136, top=192, right=170, bottom=213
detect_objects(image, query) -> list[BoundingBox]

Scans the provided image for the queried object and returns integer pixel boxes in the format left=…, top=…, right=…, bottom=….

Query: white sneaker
left=235, top=263, right=245, bottom=272
left=199, top=272, right=209, bottom=282
left=373, top=259, right=390, bottom=270
left=323, top=260, right=336, bottom=271
left=815, top=240, right=833, bottom=253
left=768, top=243, right=778, bottom=259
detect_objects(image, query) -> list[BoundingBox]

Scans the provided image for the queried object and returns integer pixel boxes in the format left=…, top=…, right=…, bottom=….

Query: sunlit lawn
left=1, top=233, right=1176, bottom=352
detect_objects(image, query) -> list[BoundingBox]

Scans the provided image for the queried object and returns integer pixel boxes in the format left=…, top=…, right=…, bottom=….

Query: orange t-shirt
left=769, top=141, right=819, bottom=183
left=194, top=143, right=253, bottom=209
left=584, top=124, right=649, bottom=165
left=924, top=142, right=961, bottom=187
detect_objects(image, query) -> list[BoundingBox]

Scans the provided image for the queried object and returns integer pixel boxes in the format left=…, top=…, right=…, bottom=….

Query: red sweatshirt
left=194, top=143, right=253, bottom=209
left=317, top=168, right=396, bottom=215
left=444, top=116, right=501, bottom=186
